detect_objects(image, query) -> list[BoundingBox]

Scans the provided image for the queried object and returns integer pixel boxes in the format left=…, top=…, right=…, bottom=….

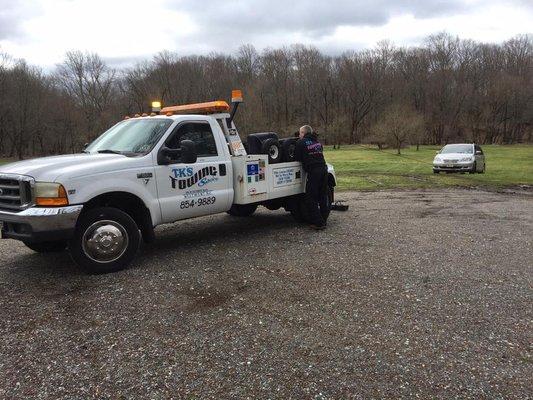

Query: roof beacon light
left=231, top=89, right=243, bottom=103
left=151, top=101, right=161, bottom=113
left=160, top=101, right=230, bottom=115
left=228, top=89, right=243, bottom=125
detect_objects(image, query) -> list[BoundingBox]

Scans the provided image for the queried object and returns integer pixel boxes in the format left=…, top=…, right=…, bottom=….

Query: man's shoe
left=310, top=224, right=326, bottom=231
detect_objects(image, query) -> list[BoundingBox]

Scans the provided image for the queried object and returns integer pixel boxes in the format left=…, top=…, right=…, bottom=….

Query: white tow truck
left=0, top=91, right=336, bottom=273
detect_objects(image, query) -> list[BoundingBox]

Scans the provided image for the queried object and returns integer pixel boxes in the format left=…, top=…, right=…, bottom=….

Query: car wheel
left=469, top=162, right=477, bottom=174
left=433, top=169, right=440, bottom=174
left=69, top=207, right=141, bottom=274
left=227, top=203, right=258, bottom=217
left=24, top=241, right=68, bottom=253
left=480, top=163, right=485, bottom=173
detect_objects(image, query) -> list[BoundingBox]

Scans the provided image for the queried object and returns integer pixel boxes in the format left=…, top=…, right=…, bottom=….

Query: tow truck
left=0, top=90, right=336, bottom=273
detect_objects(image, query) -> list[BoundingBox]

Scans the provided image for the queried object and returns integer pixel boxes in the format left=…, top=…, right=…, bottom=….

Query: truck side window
left=167, top=122, right=218, bottom=158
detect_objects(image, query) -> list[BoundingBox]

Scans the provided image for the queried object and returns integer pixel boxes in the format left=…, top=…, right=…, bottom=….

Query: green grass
left=1, top=145, right=532, bottom=191
left=324, top=144, right=533, bottom=191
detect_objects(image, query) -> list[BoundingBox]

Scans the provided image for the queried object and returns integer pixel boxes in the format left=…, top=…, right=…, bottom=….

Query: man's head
left=299, top=125, right=313, bottom=139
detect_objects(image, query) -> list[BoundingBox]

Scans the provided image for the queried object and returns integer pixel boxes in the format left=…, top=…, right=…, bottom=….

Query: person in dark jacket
left=294, top=125, right=329, bottom=230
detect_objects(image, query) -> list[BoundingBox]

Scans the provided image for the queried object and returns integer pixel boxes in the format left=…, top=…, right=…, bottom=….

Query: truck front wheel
left=69, top=207, right=141, bottom=274
left=24, top=241, right=67, bottom=253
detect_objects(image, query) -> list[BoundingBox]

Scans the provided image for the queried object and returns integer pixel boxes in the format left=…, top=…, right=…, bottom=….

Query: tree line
left=0, top=33, right=531, bottom=159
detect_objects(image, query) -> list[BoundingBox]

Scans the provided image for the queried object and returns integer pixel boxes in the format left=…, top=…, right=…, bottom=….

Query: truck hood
left=0, top=153, right=149, bottom=182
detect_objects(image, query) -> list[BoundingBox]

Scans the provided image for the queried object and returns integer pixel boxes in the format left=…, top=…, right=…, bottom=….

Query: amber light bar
left=160, top=100, right=230, bottom=115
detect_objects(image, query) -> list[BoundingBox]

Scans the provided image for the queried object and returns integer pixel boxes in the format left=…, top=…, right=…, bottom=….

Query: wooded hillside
left=0, top=33, right=531, bottom=158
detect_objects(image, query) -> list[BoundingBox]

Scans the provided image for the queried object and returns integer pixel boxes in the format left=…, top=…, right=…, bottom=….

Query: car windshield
left=85, top=119, right=173, bottom=155
left=440, top=144, right=473, bottom=154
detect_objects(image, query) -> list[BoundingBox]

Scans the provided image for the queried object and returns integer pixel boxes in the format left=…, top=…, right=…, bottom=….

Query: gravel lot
left=0, top=189, right=531, bottom=399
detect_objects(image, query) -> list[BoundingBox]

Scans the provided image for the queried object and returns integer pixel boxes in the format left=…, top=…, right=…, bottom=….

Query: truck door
left=154, top=120, right=233, bottom=223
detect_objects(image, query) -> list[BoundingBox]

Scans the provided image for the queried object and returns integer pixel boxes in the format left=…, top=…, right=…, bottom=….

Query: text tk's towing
left=0, top=91, right=336, bottom=273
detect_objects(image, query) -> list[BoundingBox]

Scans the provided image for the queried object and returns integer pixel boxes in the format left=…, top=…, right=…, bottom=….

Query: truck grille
left=0, top=175, right=33, bottom=211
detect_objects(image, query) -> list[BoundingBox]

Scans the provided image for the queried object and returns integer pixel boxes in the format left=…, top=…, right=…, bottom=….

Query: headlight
left=460, top=157, right=473, bottom=162
left=35, top=182, right=69, bottom=206
left=434, top=157, right=441, bottom=163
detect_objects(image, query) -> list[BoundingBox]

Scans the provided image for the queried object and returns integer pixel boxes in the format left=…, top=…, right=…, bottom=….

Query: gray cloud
left=1, top=0, right=532, bottom=65
left=0, top=4, right=23, bottom=39
left=169, top=0, right=469, bottom=39
left=0, top=2, right=42, bottom=40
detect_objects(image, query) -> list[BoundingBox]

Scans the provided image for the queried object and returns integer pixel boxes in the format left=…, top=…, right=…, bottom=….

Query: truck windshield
left=85, top=119, right=173, bottom=155
left=440, top=144, right=473, bottom=154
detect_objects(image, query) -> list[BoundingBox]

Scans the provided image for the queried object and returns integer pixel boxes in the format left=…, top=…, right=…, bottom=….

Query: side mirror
left=157, top=140, right=197, bottom=165
left=435, top=150, right=440, bottom=154
left=180, top=140, right=197, bottom=164
left=475, top=150, right=482, bottom=155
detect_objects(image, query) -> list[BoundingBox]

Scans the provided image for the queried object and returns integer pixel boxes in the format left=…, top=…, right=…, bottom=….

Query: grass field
left=1, top=145, right=532, bottom=191
left=324, top=144, right=533, bottom=191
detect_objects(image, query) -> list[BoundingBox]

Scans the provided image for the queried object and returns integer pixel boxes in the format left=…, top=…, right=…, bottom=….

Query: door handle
left=219, top=164, right=227, bottom=176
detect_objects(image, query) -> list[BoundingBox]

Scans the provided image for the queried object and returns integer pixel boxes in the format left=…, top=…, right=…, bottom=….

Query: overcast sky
left=0, top=0, right=532, bottom=68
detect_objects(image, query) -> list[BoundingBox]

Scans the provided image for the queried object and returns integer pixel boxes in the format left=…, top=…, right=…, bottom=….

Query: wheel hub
left=82, top=220, right=129, bottom=263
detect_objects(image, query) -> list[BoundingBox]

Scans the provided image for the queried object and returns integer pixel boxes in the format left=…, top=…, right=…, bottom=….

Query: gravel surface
left=1, top=189, right=532, bottom=399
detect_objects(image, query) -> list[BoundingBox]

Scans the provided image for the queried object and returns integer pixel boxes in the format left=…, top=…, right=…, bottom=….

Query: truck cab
left=0, top=91, right=336, bottom=273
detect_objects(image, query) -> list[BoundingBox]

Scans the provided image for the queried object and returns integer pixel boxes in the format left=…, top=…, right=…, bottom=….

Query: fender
left=58, top=170, right=162, bottom=226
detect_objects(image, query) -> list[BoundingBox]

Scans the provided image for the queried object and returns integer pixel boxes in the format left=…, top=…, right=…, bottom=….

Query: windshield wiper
left=97, top=149, right=123, bottom=154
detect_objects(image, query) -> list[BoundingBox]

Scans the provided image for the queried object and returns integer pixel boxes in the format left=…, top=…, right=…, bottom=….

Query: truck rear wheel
left=69, top=207, right=141, bottom=274
left=227, top=204, right=258, bottom=217
left=288, top=194, right=307, bottom=223
left=24, top=241, right=67, bottom=253
left=323, top=185, right=334, bottom=222
left=288, top=185, right=334, bottom=223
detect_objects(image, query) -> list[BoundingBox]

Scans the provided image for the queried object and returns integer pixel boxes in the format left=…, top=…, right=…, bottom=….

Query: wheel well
left=82, top=192, right=154, bottom=242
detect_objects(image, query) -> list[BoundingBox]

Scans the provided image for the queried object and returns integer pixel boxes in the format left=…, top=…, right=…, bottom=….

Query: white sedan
left=433, top=144, right=486, bottom=174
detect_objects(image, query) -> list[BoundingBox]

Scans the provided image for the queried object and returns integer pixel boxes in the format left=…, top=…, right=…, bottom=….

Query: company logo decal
left=170, top=166, right=218, bottom=189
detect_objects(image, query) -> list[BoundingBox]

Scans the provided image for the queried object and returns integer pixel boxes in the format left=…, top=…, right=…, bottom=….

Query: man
left=294, top=125, right=329, bottom=230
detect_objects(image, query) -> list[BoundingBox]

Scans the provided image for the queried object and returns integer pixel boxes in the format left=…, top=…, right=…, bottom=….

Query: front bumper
left=433, top=162, right=474, bottom=172
left=0, top=205, right=83, bottom=243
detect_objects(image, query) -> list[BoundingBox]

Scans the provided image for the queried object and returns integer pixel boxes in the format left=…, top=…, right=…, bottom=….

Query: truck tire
left=288, top=185, right=334, bottom=223
left=281, top=138, right=298, bottom=162
left=227, top=203, right=258, bottom=217
left=24, top=241, right=67, bottom=253
left=261, top=138, right=282, bottom=164
left=247, top=132, right=279, bottom=155
left=287, top=195, right=307, bottom=223
left=69, top=207, right=141, bottom=274
left=323, top=185, right=334, bottom=222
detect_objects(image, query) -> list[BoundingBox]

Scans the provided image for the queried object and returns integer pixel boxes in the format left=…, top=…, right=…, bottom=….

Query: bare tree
left=371, top=104, right=424, bottom=154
